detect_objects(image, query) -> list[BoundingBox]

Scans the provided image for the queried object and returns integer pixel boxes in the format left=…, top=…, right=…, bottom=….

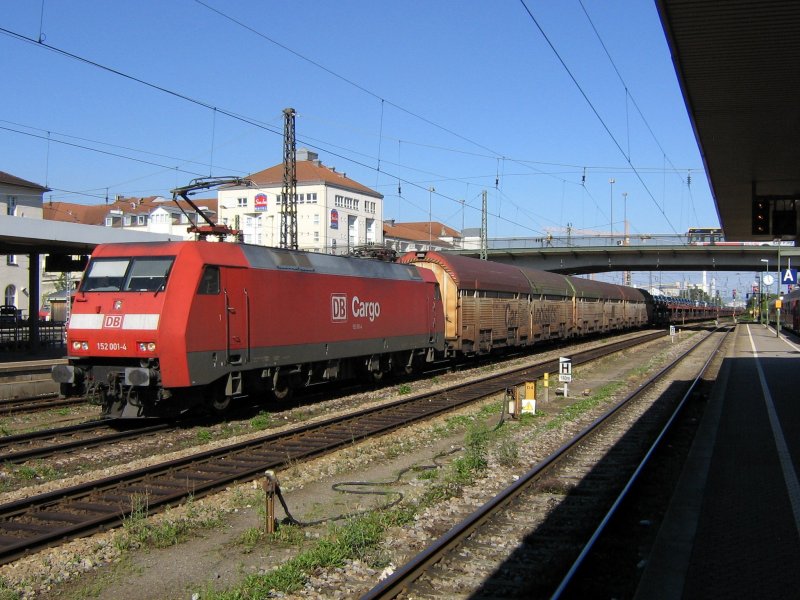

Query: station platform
left=636, top=323, right=800, bottom=598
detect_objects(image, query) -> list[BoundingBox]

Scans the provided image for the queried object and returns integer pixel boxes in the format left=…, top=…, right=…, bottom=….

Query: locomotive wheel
left=210, top=395, right=232, bottom=413
left=271, top=377, right=293, bottom=401
left=204, top=380, right=231, bottom=414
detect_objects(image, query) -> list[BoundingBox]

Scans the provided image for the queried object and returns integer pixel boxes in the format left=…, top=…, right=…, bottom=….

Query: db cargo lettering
left=352, top=296, right=381, bottom=322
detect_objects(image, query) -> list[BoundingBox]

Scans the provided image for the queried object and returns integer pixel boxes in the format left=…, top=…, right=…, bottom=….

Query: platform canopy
left=658, top=0, right=800, bottom=243
left=0, top=216, right=183, bottom=256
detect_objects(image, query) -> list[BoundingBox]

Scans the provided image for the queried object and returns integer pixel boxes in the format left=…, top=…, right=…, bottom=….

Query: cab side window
left=198, top=266, right=220, bottom=295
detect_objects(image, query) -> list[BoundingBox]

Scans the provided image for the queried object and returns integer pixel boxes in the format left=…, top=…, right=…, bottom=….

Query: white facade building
left=218, top=150, right=383, bottom=253
left=0, top=172, right=47, bottom=316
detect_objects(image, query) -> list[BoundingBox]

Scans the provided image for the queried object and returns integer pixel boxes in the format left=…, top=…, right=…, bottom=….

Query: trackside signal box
left=507, top=382, right=536, bottom=418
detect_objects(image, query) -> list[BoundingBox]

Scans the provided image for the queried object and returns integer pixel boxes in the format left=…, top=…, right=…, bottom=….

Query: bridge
left=457, top=235, right=800, bottom=275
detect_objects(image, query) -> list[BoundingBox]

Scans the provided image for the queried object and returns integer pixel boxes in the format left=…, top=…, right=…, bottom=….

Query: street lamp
left=622, top=191, right=630, bottom=286
left=608, top=178, right=615, bottom=244
left=622, top=192, right=628, bottom=245
left=760, top=258, right=769, bottom=325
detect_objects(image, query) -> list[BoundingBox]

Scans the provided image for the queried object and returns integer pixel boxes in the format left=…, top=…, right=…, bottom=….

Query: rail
left=0, top=329, right=668, bottom=565
left=362, top=326, right=730, bottom=599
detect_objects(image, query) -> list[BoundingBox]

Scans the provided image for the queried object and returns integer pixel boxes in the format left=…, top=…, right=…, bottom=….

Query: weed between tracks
left=203, top=410, right=523, bottom=598
left=115, top=494, right=225, bottom=552
left=200, top=354, right=665, bottom=598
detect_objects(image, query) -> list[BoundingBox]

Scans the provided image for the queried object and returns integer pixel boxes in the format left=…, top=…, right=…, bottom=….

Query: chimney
left=296, top=148, right=318, bottom=162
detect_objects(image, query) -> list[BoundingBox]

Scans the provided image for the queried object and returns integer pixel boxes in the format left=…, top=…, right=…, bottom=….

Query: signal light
left=752, top=198, right=770, bottom=235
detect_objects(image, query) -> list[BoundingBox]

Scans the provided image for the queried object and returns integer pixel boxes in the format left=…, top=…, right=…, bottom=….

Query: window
left=82, top=257, right=175, bottom=292
left=6, top=196, right=16, bottom=216
left=335, top=195, right=358, bottom=210
left=4, top=285, right=15, bottom=306
left=197, top=266, right=220, bottom=295
left=307, top=192, right=317, bottom=204
left=313, top=214, right=320, bottom=225
left=237, top=197, right=247, bottom=207
left=7, top=254, right=17, bottom=265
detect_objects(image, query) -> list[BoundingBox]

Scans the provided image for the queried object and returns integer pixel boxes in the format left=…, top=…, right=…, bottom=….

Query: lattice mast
left=280, top=107, right=298, bottom=249
left=480, top=189, right=488, bottom=260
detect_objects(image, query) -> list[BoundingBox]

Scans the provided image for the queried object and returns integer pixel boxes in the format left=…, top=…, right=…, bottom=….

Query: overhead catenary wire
left=518, top=0, right=683, bottom=239
left=1, top=7, right=703, bottom=239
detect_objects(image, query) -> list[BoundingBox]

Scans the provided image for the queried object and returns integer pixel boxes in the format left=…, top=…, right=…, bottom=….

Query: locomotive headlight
left=137, top=342, right=157, bottom=352
left=147, top=342, right=156, bottom=352
left=72, top=341, right=89, bottom=351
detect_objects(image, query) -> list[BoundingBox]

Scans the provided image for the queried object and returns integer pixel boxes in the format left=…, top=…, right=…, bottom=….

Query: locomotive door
left=222, top=267, right=250, bottom=365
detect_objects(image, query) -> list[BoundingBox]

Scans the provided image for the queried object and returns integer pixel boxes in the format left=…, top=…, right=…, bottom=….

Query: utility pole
left=280, top=107, right=297, bottom=250
left=480, top=190, right=488, bottom=260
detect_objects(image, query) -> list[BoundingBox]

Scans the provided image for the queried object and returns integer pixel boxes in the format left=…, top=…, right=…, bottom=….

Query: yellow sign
left=776, top=299, right=783, bottom=309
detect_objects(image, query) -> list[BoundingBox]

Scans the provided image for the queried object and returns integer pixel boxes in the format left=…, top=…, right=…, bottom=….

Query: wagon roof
left=568, top=277, right=647, bottom=301
left=401, top=251, right=579, bottom=296
left=400, top=251, right=534, bottom=294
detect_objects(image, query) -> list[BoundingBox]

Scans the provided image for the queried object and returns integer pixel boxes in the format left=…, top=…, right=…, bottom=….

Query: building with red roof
left=218, top=149, right=383, bottom=253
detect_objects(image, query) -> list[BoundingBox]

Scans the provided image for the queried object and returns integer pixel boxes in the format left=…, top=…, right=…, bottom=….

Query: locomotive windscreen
left=83, top=256, right=175, bottom=292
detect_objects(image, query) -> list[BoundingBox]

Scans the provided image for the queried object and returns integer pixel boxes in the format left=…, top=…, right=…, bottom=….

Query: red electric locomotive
left=53, top=241, right=444, bottom=418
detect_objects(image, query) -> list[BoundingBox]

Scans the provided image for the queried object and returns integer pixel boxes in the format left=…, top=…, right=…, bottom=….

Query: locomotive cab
left=52, top=252, right=178, bottom=418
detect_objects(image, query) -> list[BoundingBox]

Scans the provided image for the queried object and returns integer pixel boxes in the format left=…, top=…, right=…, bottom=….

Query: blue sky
left=1, top=0, right=720, bottom=245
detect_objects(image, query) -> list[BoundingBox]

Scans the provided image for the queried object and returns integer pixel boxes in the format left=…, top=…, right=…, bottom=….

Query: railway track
left=0, top=328, right=673, bottom=565
left=0, top=393, right=83, bottom=416
left=0, top=420, right=173, bottom=464
left=363, top=326, right=730, bottom=599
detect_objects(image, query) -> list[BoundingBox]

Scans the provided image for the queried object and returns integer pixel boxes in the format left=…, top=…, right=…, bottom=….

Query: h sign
left=781, top=268, right=798, bottom=285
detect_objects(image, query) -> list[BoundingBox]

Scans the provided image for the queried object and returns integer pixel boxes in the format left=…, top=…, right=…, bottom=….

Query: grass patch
left=196, top=429, right=213, bottom=443
left=14, top=462, right=58, bottom=482
left=545, top=381, right=622, bottom=431
left=206, top=513, right=397, bottom=599
left=114, top=494, right=224, bottom=552
left=0, top=576, right=19, bottom=600
left=235, top=527, right=264, bottom=554
left=249, top=411, right=272, bottom=431
left=397, top=384, right=412, bottom=395
left=495, top=435, right=519, bottom=467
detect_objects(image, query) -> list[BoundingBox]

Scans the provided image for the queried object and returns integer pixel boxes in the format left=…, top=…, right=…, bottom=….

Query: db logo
left=331, top=294, right=347, bottom=322
left=103, top=315, right=123, bottom=328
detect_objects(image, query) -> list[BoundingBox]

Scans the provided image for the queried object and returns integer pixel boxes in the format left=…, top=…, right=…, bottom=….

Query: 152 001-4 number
left=97, top=342, right=127, bottom=351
